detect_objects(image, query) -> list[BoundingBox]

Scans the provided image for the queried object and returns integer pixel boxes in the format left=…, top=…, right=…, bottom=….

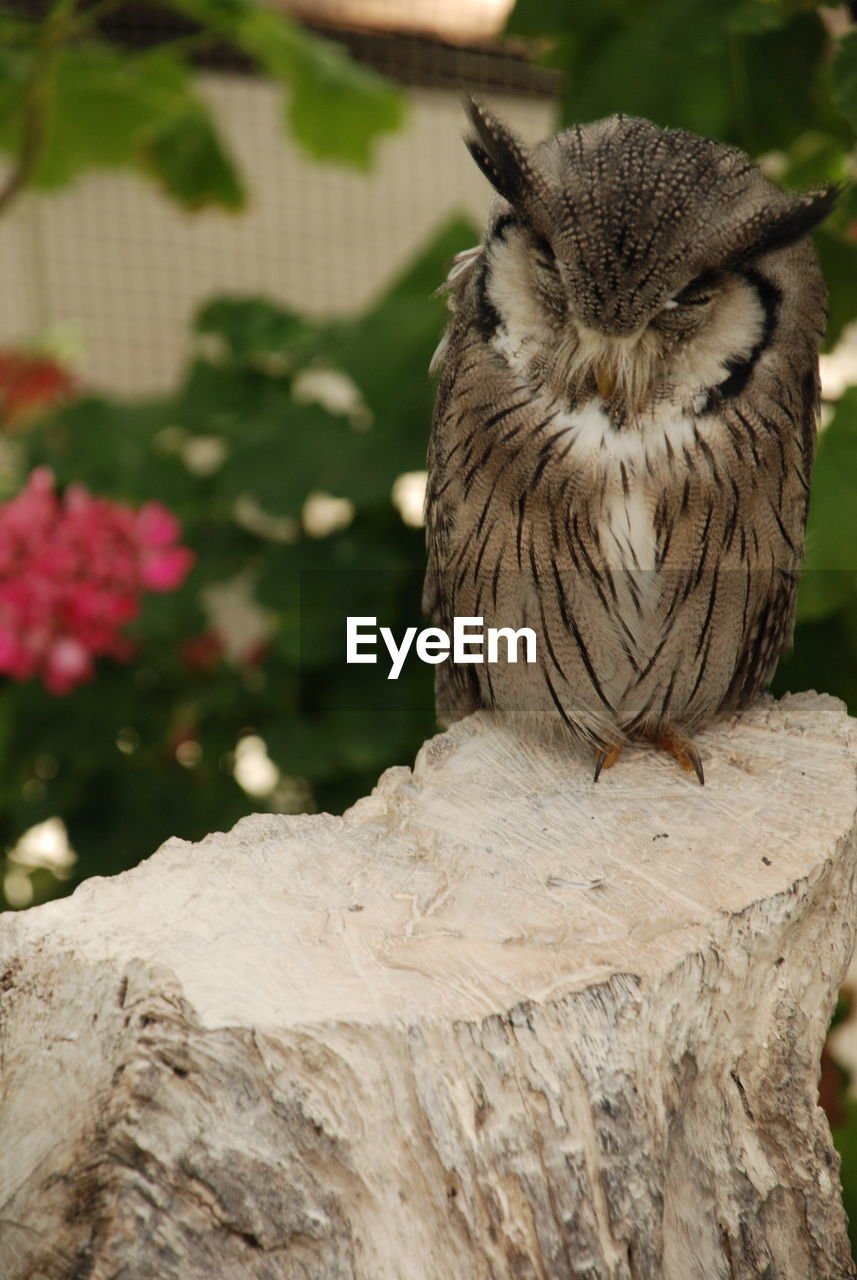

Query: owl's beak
left=595, top=365, right=615, bottom=400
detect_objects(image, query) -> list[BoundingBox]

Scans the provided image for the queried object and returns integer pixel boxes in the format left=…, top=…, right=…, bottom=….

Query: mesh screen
left=0, top=9, right=557, bottom=393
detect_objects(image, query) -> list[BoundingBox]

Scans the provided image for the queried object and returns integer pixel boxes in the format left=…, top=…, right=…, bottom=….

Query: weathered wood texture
left=2, top=691, right=857, bottom=1280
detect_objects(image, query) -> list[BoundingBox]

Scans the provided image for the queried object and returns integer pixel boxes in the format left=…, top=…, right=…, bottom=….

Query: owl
left=423, top=100, right=835, bottom=783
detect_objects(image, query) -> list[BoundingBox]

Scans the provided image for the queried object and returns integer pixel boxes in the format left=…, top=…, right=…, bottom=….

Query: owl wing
left=423, top=247, right=487, bottom=726
left=427, top=509, right=486, bottom=727
left=721, top=299, right=821, bottom=709
left=423, top=351, right=484, bottom=726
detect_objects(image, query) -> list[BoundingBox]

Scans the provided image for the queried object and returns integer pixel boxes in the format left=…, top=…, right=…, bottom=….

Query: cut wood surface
left=1, top=691, right=857, bottom=1279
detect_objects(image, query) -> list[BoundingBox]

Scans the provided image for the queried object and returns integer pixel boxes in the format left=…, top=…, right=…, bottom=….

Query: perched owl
left=423, top=101, right=835, bottom=783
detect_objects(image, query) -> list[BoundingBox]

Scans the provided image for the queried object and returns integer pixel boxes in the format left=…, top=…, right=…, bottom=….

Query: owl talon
left=651, top=727, right=705, bottom=786
left=593, top=744, right=622, bottom=782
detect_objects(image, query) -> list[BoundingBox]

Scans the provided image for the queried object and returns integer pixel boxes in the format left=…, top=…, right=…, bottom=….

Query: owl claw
left=594, top=734, right=704, bottom=783
left=688, top=750, right=705, bottom=787
left=651, top=727, right=705, bottom=785
left=593, top=744, right=622, bottom=782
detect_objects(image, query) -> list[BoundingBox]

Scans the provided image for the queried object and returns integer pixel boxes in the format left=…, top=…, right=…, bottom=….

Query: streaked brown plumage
left=424, top=101, right=834, bottom=782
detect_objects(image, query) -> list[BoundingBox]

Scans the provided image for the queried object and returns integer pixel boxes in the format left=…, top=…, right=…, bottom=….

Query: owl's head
left=463, top=100, right=835, bottom=414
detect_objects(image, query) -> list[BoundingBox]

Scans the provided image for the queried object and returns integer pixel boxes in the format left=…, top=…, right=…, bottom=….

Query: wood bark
left=1, top=691, right=857, bottom=1279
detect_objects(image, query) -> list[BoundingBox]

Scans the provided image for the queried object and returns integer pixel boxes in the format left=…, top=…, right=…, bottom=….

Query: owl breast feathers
left=423, top=102, right=834, bottom=779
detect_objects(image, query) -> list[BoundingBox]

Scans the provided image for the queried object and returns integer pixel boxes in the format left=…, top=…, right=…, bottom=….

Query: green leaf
left=506, top=0, right=627, bottom=39
left=775, top=604, right=857, bottom=716
left=0, top=42, right=246, bottom=209
left=216, top=399, right=399, bottom=515
left=195, top=297, right=311, bottom=360
left=282, top=31, right=405, bottom=168
left=141, top=109, right=245, bottom=211
left=33, top=46, right=189, bottom=187
left=798, top=387, right=857, bottom=621
left=736, top=13, right=831, bottom=152
left=383, top=212, right=481, bottom=302
left=166, top=0, right=405, bottom=166
left=833, top=1095, right=857, bottom=1261
left=725, top=1, right=788, bottom=36
left=815, top=231, right=857, bottom=352
left=24, top=395, right=192, bottom=510
left=0, top=46, right=32, bottom=151
left=0, top=1, right=404, bottom=212
left=781, top=131, right=850, bottom=192
left=554, top=0, right=738, bottom=138
left=0, top=8, right=37, bottom=43
left=188, top=216, right=479, bottom=518
left=508, top=0, right=828, bottom=154
left=831, top=31, right=857, bottom=132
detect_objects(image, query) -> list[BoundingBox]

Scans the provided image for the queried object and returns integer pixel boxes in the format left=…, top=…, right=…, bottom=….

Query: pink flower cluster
left=0, top=467, right=194, bottom=694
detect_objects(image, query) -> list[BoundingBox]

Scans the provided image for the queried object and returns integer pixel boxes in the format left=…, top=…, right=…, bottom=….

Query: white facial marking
left=671, top=279, right=765, bottom=404
left=485, top=229, right=554, bottom=372
left=485, top=222, right=766, bottom=417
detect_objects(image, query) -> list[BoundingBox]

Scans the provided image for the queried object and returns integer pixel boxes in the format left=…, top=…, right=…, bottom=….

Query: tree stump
left=2, top=691, right=857, bottom=1280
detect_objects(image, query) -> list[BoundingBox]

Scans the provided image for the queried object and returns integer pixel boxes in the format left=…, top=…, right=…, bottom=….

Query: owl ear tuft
left=745, top=184, right=841, bottom=259
left=464, top=98, right=533, bottom=208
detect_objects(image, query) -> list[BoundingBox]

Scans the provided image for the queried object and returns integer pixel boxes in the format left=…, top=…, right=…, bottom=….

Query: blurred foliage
left=0, top=215, right=476, bottom=901
left=0, top=0, right=404, bottom=215
left=824, top=990, right=857, bottom=1258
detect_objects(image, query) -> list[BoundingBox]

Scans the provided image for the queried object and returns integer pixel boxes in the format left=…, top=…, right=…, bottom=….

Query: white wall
left=0, top=76, right=554, bottom=394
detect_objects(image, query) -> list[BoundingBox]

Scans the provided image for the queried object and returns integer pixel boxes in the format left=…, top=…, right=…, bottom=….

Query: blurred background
left=0, top=0, right=563, bottom=907
left=0, top=2, right=555, bottom=393
left=2, top=0, right=857, bottom=1237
